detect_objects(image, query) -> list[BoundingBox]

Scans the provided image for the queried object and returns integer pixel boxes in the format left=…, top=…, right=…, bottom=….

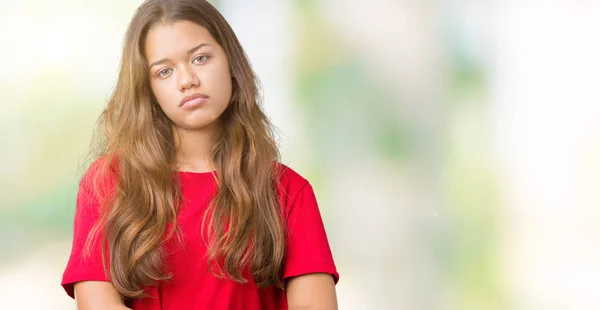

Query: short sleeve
left=283, top=182, right=339, bottom=284
left=61, top=168, right=110, bottom=299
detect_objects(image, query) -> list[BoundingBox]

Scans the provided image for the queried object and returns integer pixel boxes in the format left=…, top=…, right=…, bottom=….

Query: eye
left=157, top=68, right=173, bottom=78
left=192, top=55, right=209, bottom=64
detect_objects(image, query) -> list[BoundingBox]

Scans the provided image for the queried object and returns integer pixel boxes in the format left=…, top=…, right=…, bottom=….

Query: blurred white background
left=1, top=1, right=599, bottom=309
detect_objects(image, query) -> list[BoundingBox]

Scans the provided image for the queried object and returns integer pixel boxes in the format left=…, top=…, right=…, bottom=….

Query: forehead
left=144, top=20, right=218, bottom=60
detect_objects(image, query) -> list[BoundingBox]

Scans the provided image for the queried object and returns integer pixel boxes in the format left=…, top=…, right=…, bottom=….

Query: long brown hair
left=83, top=0, right=285, bottom=299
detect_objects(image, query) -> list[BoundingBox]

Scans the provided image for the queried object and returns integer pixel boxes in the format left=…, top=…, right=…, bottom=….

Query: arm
left=286, top=273, right=338, bottom=310
left=74, top=281, right=131, bottom=310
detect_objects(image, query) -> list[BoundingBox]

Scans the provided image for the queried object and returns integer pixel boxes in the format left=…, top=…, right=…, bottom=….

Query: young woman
left=60, top=0, right=339, bottom=309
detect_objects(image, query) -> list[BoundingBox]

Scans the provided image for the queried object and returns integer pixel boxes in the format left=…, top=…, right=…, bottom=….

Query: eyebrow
left=148, top=43, right=211, bottom=69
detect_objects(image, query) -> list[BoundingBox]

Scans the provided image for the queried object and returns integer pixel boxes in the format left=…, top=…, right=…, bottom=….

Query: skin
left=75, top=20, right=337, bottom=310
left=285, top=273, right=338, bottom=310
left=145, top=20, right=232, bottom=173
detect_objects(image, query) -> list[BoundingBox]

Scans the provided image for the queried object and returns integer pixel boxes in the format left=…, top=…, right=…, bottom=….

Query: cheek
left=201, top=57, right=232, bottom=97
left=150, top=81, right=175, bottom=110
left=208, top=67, right=232, bottom=102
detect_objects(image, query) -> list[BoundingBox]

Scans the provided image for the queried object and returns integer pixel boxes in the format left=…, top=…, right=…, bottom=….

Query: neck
left=173, top=124, right=219, bottom=173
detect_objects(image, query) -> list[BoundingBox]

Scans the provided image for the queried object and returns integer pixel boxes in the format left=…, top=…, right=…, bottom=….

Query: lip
left=180, top=93, right=209, bottom=108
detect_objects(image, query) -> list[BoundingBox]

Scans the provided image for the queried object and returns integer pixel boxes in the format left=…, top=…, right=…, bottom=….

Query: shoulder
left=78, top=155, right=119, bottom=198
left=275, top=162, right=310, bottom=188
left=274, top=162, right=312, bottom=206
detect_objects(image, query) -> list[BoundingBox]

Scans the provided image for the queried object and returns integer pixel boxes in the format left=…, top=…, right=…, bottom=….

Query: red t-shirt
left=61, top=162, right=338, bottom=309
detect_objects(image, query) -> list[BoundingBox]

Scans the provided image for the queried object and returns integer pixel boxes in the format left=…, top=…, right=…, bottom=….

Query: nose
left=177, top=65, right=200, bottom=92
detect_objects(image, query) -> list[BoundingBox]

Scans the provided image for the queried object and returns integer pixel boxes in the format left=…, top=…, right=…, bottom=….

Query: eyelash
left=192, top=55, right=209, bottom=64
left=156, top=55, right=211, bottom=78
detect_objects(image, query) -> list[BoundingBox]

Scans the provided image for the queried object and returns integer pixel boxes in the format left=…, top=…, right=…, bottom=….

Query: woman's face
left=144, top=20, right=232, bottom=131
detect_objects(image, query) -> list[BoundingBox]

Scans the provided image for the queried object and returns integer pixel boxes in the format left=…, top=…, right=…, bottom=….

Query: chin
left=176, top=119, right=220, bottom=131
left=177, top=123, right=209, bottom=131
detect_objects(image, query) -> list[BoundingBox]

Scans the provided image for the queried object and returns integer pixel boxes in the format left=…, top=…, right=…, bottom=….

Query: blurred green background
left=1, top=1, right=600, bottom=309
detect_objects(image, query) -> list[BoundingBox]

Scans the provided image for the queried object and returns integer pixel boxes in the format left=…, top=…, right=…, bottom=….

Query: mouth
left=180, top=93, right=209, bottom=109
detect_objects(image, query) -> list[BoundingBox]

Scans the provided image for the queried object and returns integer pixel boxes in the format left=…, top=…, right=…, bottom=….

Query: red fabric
left=61, top=162, right=338, bottom=310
